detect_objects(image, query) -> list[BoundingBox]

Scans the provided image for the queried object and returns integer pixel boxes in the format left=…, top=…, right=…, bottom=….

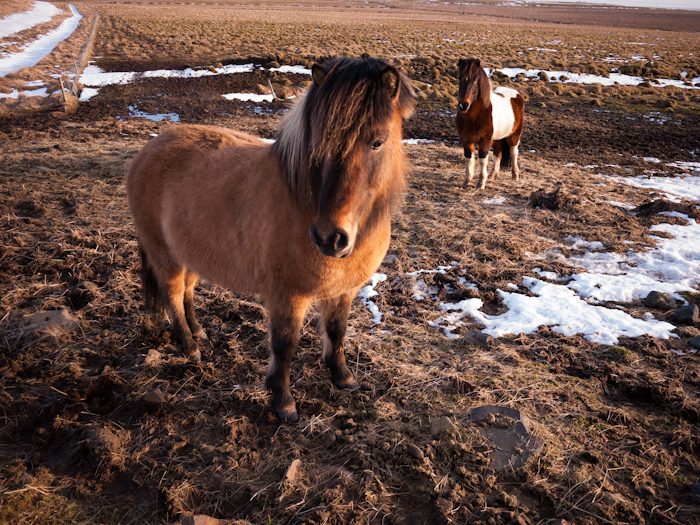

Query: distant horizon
left=521, top=0, right=700, bottom=10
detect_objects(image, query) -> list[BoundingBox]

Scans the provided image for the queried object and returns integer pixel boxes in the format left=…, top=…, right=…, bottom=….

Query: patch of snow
left=0, top=4, right=82, bottom=77
left=483, top=196, right=507, bottom=205
left=533, top=267, right=569, bottom=281
left=222, top=92, right=274, bottom=102
left=402, top=138, right=435, bottom=145
left=497, top=67, right=700, bottom=90
left=78, top=87, right=99, bottom=101
left=80, top=63, right=256, bottom=87
left=0, top=1, right=61, bottom=39
left=411, top=280, right=439, bottom=301
left=358, top=273, right=387, bottom=325
left=269, top=65, right=311, bottom=75
left=605, top=174, right=700, bottom=203
left=127, top=105, right=179, bottom=122
left=430, top=277, right=676, bottom=344
left=564, top=235, right=605, bottom=251
left=0, top=86, right=49, bottom=98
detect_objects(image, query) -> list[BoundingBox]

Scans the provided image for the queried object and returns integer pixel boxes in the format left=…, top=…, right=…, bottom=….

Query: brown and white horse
left=126, top=57, right=415, bottom=422
left=456, top=58, right=525, bottom=189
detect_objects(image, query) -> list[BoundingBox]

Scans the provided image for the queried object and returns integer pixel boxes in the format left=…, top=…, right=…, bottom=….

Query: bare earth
left=1, top=1, right=699, bottom=524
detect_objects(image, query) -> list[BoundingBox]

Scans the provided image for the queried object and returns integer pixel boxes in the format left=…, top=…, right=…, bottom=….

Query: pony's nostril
left=309, top=224, right=321, bottom=246
left=310, top=224, right=351, bottom=257
left=458, top=102, right=469, bottom=112
left=332, top=230, right=349, bottom=251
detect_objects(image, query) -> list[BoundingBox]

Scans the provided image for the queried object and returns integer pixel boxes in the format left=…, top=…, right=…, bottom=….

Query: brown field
left=1, top=1, right=700, bottom=524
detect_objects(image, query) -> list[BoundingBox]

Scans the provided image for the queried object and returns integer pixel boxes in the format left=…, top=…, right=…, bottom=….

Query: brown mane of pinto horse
left=456, top=58, right=525, bottom=189
left=126, top=57, right=415, bottom=422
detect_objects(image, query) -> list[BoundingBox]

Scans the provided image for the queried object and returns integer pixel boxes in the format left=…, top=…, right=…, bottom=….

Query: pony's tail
left=500, top=140, right=512, bottom=169
left=139, top=244, right=163, bottom=315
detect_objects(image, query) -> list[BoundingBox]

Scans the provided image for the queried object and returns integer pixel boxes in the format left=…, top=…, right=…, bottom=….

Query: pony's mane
left=274, top=57, right=415, bottom=207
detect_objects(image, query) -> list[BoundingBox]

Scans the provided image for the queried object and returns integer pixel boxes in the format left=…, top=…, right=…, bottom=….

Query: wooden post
left=58, top=75, right=68, bottom=103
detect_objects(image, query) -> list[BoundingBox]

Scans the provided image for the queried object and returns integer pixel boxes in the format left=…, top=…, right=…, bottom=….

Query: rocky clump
left=644, top=291, right=677, bottom=310
left=470, top=405, right=543, bottom=471
left=671, top=304, right=699, bottom=325
left=430, top=416, right=456, bottom=437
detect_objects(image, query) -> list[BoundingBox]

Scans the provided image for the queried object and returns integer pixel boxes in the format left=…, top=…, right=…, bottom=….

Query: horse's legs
left=476, top=150, right=490, bottom=190
left=511, top=144, right=520, bottom=180
left=265, top=297, right=311, bottom=422
left=320, top=293, right=360, bottom=390
left=184, top=271, right=206, bottom=341
left=159, top=265, right=201, bottom=362
left=491, top=141, right=503, bottom=181
left=463, top=146, right=476, bottom=188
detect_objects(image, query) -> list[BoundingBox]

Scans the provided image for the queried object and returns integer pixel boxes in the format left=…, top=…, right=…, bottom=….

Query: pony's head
left=276, top=56, right=415, bottom=258
left=457, top=58, right=490, bottom=113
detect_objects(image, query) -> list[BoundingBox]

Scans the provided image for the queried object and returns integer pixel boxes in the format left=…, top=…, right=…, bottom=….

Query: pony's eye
left=371, top=140, right=384, bottom=150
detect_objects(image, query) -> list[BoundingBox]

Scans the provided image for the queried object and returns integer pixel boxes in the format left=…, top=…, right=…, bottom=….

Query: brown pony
left=456, top=58, right=525, bottom=189
left=126, top=57, right=415, bottom=422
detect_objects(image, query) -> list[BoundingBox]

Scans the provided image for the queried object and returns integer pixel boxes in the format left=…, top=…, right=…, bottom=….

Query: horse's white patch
left=490, top=88, right=517, bottom=141
left=493, top=86, right=519, bottom=100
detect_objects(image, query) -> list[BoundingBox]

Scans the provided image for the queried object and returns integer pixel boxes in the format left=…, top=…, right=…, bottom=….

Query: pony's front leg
left=320, top=293, right=360, bottom=391
left=511, top=144, right=520, bottom=180
left=265, top=297, right=311, bottom=422
left=463, top=147, right=476, bottom=188
left=476, top=151, right=490, bottom=189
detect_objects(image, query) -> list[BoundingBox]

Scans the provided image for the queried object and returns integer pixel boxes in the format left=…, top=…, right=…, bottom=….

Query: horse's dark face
left=457, top=58, right=488, bottom=113
left=309, top=127, right=394, bottom=258
left=306, top=58, right=413, bottom=258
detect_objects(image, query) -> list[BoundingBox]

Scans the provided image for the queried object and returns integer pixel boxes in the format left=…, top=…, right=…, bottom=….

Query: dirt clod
left=430, top=416, right=456, bottom=437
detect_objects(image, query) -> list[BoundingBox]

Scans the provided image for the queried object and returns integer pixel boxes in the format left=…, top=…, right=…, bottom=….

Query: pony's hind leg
left=320, top=293, right=360, bottom=391
left=184, top=271, right=207, bottom=341
left=140, top=246, right=201, bottom=361
left=491, top=141, right=503, bottom=181
left=265, top=296, right=311, bottom=422
left=161, top=265, right=201, bottom=362
left=511, top=144, right=520, bottom=180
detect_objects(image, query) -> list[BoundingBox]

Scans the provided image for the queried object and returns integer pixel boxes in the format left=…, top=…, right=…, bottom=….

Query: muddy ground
left=1, top=2, right=700, bottom=525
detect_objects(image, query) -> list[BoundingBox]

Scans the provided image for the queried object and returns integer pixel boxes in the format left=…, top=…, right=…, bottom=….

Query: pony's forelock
left=274, top=57, right=415, bottom=206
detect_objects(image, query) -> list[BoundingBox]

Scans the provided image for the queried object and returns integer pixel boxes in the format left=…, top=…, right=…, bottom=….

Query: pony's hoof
left=275, top=406, right=299, bottom=423
left=334, top=377, right=360, bottom=391
left=187, top=350, right=202, bottom=363
left=193, top=329, right=208, bottom=341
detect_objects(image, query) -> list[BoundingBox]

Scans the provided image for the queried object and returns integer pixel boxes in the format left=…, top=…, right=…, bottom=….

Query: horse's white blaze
left=490, top=86, right=518, bottom=141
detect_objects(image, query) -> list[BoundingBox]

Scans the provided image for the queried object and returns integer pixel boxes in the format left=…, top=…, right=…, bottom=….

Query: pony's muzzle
left=309, top=224, right=351, bottom=258
left=458, top=101, right=470, bottom=112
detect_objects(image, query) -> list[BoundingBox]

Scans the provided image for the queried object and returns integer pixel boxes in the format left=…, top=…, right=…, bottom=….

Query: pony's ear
left=311, top=63, right=327, bottom=87
left=458, top=58, right=466, bottom=68
left=475, top=58, right=481, bottom=68
left=381, top=66, right=401, bottom=100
